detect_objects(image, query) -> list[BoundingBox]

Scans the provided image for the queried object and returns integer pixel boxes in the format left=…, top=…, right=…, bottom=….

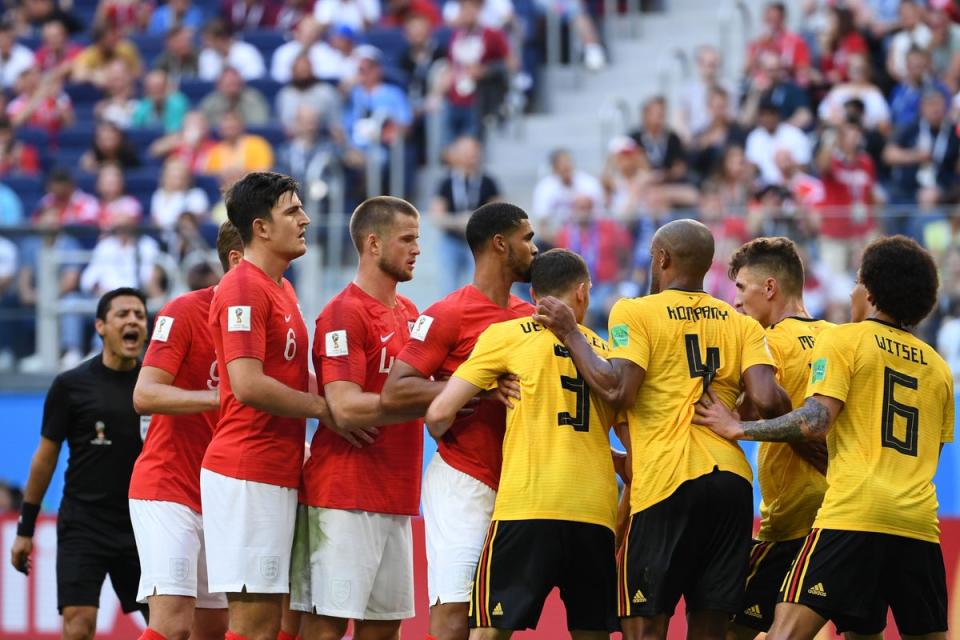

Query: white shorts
left=289, top=506, right=414, bottom=620
left=129, top=499, right=227, bottom=608
left=421, top=454, right=496, bottom=605
left=199, top=468, right=298, bottom=594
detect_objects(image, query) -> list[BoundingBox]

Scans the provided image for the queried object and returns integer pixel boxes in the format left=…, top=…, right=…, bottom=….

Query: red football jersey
left=397, top=285, right=534, bottom=490
left=129, top=287, right=218, bottom=512
left=302, top=283, right=423, bottom=515
left=203, top=260, right=309, bottom=488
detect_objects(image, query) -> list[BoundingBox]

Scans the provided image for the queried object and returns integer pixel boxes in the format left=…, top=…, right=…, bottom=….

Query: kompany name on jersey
left=410, top=315, right=434, bottom=341
left=227, top=306, right=252, bottom=332
left=326, top=330, right=348, bottom=356
left=152, top=316, right=174, bottom=342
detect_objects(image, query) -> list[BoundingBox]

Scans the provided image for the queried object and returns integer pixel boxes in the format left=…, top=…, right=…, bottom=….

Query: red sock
left=138, top=630, right=167, bottom=640
left=277, top=632, right=297, bottom=640
left=225, top=632, right=249, bottom=640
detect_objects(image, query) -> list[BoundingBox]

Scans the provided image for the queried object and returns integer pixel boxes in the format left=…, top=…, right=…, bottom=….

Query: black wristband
left=16, top=502, right=40, bottom=537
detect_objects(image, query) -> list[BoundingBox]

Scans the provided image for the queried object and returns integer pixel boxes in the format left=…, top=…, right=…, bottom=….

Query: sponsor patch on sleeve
left=152, top=316, right=174, bottom=342
left=227, top=306, right=251, bottom=332
left=610, top=323, right=629, bottom=347
left=326, top=330, right=349, bottom=357
left=811, top=358, right=827, bottom=383
left=410, top=315, right=434, bottom=341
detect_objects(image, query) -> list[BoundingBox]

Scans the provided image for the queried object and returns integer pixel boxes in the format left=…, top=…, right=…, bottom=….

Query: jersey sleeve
left=217, top=278, right=270, bottom=363
left=741, top=315, right=777, bottom=373
left=608, top=299, right=649, bottom=369
left=142, top=297, right=192, bottom=377
left=398, top=302, right=459, bottom=377
left=316, top=299, right=370, bottom=387
left=39, top=375, right=71, bottom=443
left=452, top=324, right=510, bottom=390
left=941, top=367, right=955, bottom=444
left=805, top=328, right=853, bottom=403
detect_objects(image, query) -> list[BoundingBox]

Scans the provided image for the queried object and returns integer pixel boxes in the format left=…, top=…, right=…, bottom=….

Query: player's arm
left=228, top=358, right=332, bottom=423
left=741, top=364, right=792, bottom=419
left=425, top=377, right=485, bottom=437
left=133, top=366, right=219, bottom=415
left=612, top=421, right=631, bottom=550
left=694, top=388, right=842, bottom=443
left=10, top=435, right=61, bottom=575
left=380, top=359, right=445, bottom=414
left=533, top=296, right=645, bottom=410
left=324, top=379, right=426, bottom=432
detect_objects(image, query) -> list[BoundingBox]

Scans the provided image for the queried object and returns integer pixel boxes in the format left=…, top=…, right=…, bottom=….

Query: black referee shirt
left=40, top=355, right=143, bottom=520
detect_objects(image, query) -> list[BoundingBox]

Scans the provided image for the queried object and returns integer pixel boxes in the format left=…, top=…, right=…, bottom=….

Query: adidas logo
left=492, top=602, right=503, bottom=616
left=743, top=604, right=762, bottom=619
left=632, top=590, right=647, bottom=604
left=807, top=583, right=827, bottom=597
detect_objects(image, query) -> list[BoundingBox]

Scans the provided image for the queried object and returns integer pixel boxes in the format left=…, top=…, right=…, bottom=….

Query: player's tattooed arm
left=694, top=389, right=841, bottom=443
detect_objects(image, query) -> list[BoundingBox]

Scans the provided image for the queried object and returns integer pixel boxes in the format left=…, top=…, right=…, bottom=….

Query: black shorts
left=618, top=469, right=753, bottom=617
left=56, top=500, right=145, bottom=615
left=778, top=528, right=948, bottom=635
left=733, top=537, right=805, bottom=632
left=469, top=519, right=619, bottom=632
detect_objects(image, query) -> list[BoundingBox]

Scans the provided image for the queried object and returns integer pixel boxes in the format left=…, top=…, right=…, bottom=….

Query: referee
left=10, top=287, right=150, bottom=640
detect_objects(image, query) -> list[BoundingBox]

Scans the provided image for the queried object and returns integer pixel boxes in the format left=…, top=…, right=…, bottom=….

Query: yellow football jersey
left=453, top=317, right=620, bottom=531
left=757, top=317, right=834, bottom=542
left=609, top=289, right=776, bottom=514
left=808, top=320, right=954, bottom=543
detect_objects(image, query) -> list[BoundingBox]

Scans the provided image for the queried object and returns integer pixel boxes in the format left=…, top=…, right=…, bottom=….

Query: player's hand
left=485, top=374, right=520, bottom=409
left=10, top=536, right=32, bottom=575
left=790, top=441, right=828, bottom=476
left=330, top=423, right=378, bottom=448
left=693, top=388, right=744, bottom=440
left=532, top=297, right=578, bottom=342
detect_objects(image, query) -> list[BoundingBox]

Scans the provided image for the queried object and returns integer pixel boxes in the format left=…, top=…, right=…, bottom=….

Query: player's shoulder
left=161, top=286, right=215, bottom=318
left=396, top=293, right=419, bottom=317
left=57, top=355, right=100, bottom=384
left=508, top=294, right=535, bottom=315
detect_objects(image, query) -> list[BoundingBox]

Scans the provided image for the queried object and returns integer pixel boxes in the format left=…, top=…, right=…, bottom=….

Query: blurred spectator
left=204, top=109, right=274, bottom=175
left=843, top=97, right=890, bottom=182
left=774, top=148, right=824, bottom=216
left=271, top=16, right=341, bottom=84
left=555, top=194, right=631, bottom=327
left=80, top=225, right=164, bottom=298
left=534, top=0, right=606, bottom=71
left=147, top=0, right=207, bottom=36
left=18, top=0, right=83, bottom=36
left=0, top=238, right=19, bottom=366
left=131, top=69, right=190, bottom=133
left=148, top=110, right=217, bottom=172
left=95, top=165, right=143, bottom=228
left=275, top=54, right=342, bottom=135
left=6, top=68, right=74, bottom=134
left=688, top=87, right=748, bottom=184
left=276, top=0, right=314, bottom=33
left=150, top=158, right=210, bottom=229
left=745, top=99, right=811, bottom=185
left=325, top=23, right=361, bottom=81
left=96, top=0, right=152, bottom=34
left=706, top=144, right=757, bottom=214
left=32, top=168, right=100, bottom=225
left=0, top=18, right=36, bottom=90
left=400, top=13, right=446, bottom=163
left=94, top=59, right=139, bottom=129
left=198, top=18, right=266, bottom=81
left=221, top=0, right=281, bottom=31
left=885, top=90, right=960, bottom=213
left=745, top=2, right=812, bottom=85
left=818, top=54, right=891, bottom=134
left=815, top=121, right=878, bottom=275
left=0, top=181, right=24, bottom=224
left=154, top=25, right=201, bottom=82
left=741, top=51, right=812, bottom=130
left=887, top=0, right=933, bottom=83
left=442, top=0, right=510, bottom=140
left=430, top=135, right=501, bottom=293
left=629, top=95, right=687, bottom=182
left=927, top=9, right=960, bottom=91
left=71, top=23, right=144, bottom=86
left=35, top=18, right=82, bottom=78
left=342, top=45, right=412, bottom=151
left=936, top=256, right=960, bottom=389
left=199, top=66, right=270, bottom=126
left=313, top=0, right=380, bottom=31
left=603, top=136, right=659, bottom=223
left=678, top=45, right=737, bottom=143
left=816, top=5, right=867, bottom=86
left=275, top=105, right=338, bottom=203
left=0, top=116, right=40, bottom=176
left=890, top=46, right=951, bottom=131
left=0, top=481, right=24, bottom=512
left=80, top=121, right=142, bottom=173
left=381, top=0, right=442, bottom=28
left=531, top=148, right=603, bottom=243
left=443, top=0, right=513, bottom=30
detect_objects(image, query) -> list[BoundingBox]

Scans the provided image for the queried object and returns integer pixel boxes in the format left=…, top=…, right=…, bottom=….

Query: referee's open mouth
left=121, top=329, right=142, bottom=349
